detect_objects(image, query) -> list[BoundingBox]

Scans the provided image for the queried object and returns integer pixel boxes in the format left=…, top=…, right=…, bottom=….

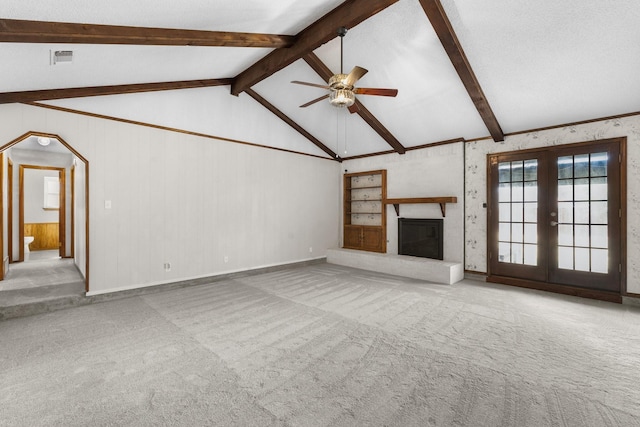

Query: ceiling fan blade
left=344, top=66, right=368, bottom=87
left=300, top=94, right=329, bottom=108
left=354, top=87, right=398, bottom=97
left=291, top=80, right=330, bottom=89
left=348, top=103, right=359, bottom=114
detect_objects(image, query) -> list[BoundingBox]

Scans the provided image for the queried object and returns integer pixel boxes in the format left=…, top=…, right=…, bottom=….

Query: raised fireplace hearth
left=398, top=218, right=443, bottom=260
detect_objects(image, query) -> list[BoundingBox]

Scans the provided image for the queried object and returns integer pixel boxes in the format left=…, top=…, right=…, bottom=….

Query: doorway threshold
left=0, top=281, right=85, bottom=320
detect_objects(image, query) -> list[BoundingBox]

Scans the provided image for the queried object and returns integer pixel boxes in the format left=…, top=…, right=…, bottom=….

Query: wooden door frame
left=7, top=158, right=12, bottom=265
left=0, top=153, right=3, bottom=280
left=19, top=165, right=66, bottom=261
left=0, top=131, right=90, bottom=292
left=486, top=137, right=627, bottom=303
left=70, top=163, right=75, bottom=258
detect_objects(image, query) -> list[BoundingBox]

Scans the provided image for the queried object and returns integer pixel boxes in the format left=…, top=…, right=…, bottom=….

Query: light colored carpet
left=0, top=254, right=82, bottom=292
left=1, top=264, right=639, bottom=426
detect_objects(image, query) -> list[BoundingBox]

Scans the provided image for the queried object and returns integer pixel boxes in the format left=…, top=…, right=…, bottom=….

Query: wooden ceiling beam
left=231, top=0, right=399, bottom=95
left=418, top=0, right=504, bottom=142
left=0, top=19, right=294, bottom=48
left=245, top=88, right=339, bottom=161
left=0, top=78, right=233, bottom=104
left=303, top=53, right=406, bottom=154
left=350, top=100, right=406, bottom=154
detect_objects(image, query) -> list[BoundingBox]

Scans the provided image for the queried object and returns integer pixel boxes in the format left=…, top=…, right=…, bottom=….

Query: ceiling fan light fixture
left=330, top=89, right=355, bottom=108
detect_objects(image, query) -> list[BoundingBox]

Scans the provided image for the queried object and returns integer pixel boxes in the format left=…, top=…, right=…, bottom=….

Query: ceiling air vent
left=50, top=50, right=73, bottom=65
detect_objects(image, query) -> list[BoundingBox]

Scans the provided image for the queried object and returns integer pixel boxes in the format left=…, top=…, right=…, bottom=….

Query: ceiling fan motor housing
left=329, top=73, right=355, bottom=107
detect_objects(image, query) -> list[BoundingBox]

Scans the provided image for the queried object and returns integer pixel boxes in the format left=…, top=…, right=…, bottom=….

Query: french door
left=488, top=138, right=625, bottom=296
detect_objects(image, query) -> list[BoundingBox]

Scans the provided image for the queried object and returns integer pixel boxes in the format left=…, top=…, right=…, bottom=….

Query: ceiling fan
left=291, top=27, right=398, bottom=113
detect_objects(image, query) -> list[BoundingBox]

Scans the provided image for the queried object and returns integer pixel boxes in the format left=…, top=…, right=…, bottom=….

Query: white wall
left=4, top=102, right=637, bottom=296
left=343, top=142, right=465, bottom=262
left=74, top=160, right=87, bottom=278
left=465, top=115, right=640, bottom=294
left=23, top=169, right=59, bottom=224
left=0, top=103, right=340, bottom=294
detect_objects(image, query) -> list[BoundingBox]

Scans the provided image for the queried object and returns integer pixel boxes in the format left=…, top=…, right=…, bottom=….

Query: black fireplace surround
left=398, top=218, right=443, bottom=260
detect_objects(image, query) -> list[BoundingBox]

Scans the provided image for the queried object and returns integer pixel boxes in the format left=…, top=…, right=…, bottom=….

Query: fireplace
left=398, top=218, right=443, bottom=260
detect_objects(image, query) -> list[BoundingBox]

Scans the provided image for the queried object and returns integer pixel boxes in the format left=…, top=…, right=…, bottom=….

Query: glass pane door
left=489, top=139, right=622, bottom=294
left=549, top=144, right=621, bottom=292
left=555, top=153, right=608, bottom=273
left=497, top=159, right=538, bottom=266
left=489, top=153, right=548, bottom=282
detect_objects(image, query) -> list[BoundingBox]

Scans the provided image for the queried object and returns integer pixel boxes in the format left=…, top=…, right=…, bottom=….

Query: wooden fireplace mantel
left=384, top=197, right=457, bottom=217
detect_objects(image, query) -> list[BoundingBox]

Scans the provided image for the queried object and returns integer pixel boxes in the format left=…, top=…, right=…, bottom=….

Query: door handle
left=550, top=221, right=558, bottom=227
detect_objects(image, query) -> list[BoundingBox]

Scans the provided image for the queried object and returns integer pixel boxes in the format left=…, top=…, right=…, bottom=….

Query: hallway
left=0, top=250, right=82, bottom=291
left=0, top=251, right=85, bottom=319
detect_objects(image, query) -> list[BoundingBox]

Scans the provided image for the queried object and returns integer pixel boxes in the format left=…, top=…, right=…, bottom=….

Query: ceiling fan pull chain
left=336, top=108, right=347, bottom=155
left=344, top=109, right=348, bottom=155
left=340, top=29, right=344, bottom=74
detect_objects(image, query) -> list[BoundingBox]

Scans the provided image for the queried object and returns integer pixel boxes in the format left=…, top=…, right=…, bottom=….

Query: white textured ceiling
left=2, top=0, right=639, bottom=158
left=15, top=136, right=71, bottom=154
left=440, top=0, right=640, bottom=132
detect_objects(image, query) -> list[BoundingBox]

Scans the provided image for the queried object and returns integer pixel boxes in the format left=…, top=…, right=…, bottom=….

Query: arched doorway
left=0, top=131, right=89, bottom=292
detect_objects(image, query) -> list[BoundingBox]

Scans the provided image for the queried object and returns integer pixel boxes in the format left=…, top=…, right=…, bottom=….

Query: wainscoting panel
left=24, top=222, right=59, bottom=250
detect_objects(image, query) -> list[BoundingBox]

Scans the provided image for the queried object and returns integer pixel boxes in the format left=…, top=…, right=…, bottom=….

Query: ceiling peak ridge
left=231, top=0, right=401, bottom=96
left=418, top=0, right=504, bottom=142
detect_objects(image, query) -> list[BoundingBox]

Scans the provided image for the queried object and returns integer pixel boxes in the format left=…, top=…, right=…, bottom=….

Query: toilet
left=24, top=236, right=34, bottom=261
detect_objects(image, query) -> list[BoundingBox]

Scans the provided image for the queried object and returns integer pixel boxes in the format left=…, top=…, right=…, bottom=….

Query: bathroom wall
left=23, top=168, right=59, bottom=223
left=0, top=103, right=341, bottom=295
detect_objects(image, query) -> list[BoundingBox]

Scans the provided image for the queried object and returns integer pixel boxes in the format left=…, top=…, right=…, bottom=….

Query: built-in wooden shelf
left=344, top=170, right=387, bottom=253
left=345, top=185, right=382, bottom=190
left=385, top=197, right=458, bottom=217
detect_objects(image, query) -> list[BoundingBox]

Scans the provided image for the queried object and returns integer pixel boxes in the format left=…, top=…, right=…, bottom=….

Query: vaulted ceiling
left=2, top=0, right=639, bottom=160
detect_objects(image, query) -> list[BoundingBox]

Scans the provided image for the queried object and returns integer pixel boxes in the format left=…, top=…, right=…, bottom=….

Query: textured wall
left=0, top=103, right=341, bottom=294
left=343, top=142, right=465, bottom=263
left=465, top=115, right=640, bottom=294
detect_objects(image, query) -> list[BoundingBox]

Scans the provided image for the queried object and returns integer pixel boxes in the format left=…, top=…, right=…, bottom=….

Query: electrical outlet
left=309, top=247, right=313, bottom=253
left=164, top=263, right=171, bottom=272
left=224, top=256, right=229, bottom=263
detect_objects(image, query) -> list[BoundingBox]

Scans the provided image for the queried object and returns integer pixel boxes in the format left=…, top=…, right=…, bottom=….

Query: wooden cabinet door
left=344, top=226, right=363, bottom=249
left=362, top=227, right=384, bottom=252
